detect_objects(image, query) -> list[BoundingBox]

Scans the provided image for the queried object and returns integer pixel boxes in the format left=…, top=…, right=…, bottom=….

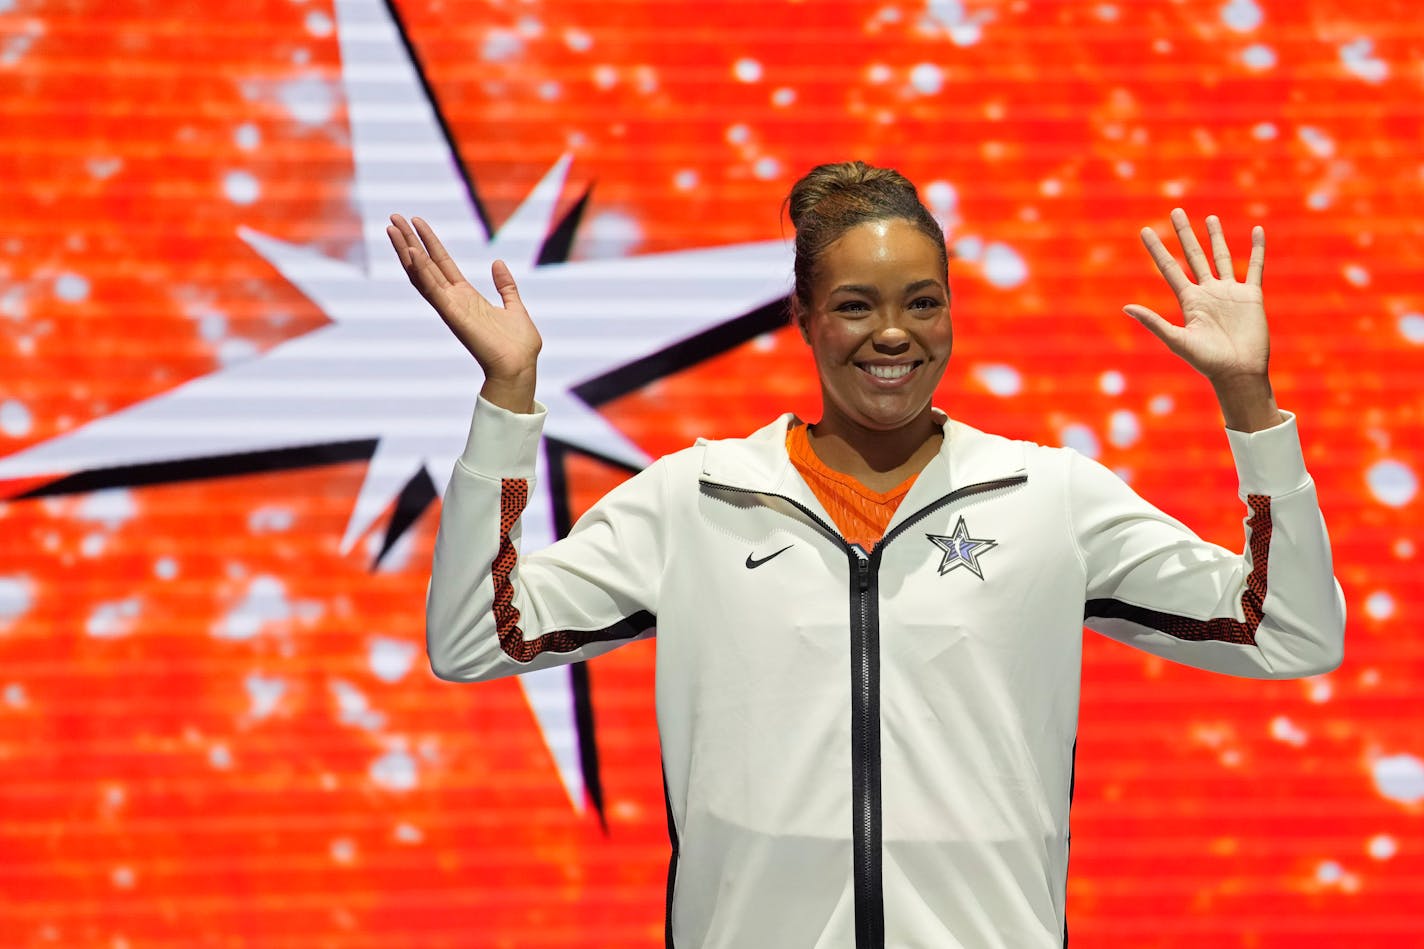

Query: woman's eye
left=836, top=301, right=871, bottom=313
left=909, top=297, right=942, bottom=310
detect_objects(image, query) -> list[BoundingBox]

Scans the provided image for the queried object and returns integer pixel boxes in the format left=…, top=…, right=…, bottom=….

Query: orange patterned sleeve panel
left=785, top=423, right=919, bottom=551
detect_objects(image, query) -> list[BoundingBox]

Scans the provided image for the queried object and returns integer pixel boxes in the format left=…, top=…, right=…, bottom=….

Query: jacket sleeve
left=1071, top=411, right=1345, bottom=679
left=425, top=396, right=665, bottom=682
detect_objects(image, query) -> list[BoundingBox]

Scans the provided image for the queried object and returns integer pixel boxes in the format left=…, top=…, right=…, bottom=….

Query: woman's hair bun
left=783, top=160, right=946, bottom=315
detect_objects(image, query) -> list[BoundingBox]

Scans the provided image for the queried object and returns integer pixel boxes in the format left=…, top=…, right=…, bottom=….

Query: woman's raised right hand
left=387, top=213, right=542, bottom=413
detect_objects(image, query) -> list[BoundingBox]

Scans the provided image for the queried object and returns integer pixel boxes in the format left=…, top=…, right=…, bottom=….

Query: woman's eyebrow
left=830, top=283, right=878, bottom=297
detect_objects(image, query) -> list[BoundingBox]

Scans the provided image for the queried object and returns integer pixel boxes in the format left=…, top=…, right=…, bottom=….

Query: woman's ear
left=791, top=299, right=811, bottom=344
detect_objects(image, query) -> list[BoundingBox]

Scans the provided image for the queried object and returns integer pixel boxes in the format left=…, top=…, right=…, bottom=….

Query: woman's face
left=799, top=218, right=952, bottom=434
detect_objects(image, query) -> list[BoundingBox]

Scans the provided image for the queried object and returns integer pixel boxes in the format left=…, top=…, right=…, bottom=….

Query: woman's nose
left=872, top=322, right=911, bottom=353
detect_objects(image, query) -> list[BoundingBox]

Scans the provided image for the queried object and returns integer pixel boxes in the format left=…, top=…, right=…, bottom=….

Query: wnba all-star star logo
left=927, top=516, right=998, bottom=580
left=0, top=0, right=790, bottom=820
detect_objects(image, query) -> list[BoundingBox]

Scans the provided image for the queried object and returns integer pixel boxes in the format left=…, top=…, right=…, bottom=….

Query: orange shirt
left=786, top=423, right=919, bottom=550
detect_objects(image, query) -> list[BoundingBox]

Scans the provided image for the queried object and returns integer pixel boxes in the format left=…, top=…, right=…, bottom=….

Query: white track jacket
left=427, top=398, right=1345, bottom=949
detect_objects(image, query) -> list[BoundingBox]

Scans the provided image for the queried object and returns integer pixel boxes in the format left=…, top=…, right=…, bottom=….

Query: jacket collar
left=697, top=409, right=1029, bottom=498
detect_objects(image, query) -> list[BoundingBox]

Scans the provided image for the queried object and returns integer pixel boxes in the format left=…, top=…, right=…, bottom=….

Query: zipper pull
left=855, top=551, right=870, bottom=593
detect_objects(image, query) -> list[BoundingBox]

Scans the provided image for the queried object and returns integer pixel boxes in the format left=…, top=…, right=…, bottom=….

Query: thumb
left=491, top=259, right=523, bottom=310
left=1123, top=304, right=1185, bottom=353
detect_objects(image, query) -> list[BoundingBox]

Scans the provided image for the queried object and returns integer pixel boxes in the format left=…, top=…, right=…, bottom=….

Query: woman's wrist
left=480, top=371, right=538, bottom=415
left=1210, top=373, right=1283, bottom=433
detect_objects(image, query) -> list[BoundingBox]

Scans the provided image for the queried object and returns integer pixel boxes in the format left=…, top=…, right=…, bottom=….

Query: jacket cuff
left=1225, top=410, right=1310, bottom=496
left=458, top=396, right=547, bottom=478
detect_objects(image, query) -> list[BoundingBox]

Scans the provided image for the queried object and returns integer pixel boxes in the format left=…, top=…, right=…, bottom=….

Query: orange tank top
left=785, top=423, right=920, bottom=550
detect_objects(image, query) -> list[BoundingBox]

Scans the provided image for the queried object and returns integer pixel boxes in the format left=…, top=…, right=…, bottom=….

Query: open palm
left=386, top=213, right=542, bottom=385
left=1124, top=208, right=1268, bottom=384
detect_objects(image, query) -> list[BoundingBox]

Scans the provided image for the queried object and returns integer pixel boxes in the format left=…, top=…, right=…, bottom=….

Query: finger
left=386, top=223, right=415, bottom=268
left=1170, top=207, right=1214, bottom=282
left=411, top=217, right=469, bottom=287
left=1123, top=304, right=1186, bottom=354
left=1139, top=226, right=1193, bottom=296
left=1205, top=214, right=1235, bottom=281
left=389, top=214, right=450, bottom=293
left=1245, top=225, right=1265, bottom=288
left=491, top=260, right=524, bottom=311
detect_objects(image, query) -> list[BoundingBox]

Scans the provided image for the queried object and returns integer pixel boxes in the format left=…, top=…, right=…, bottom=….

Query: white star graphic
left=927, top=516, right=997, bottom=580
left=0, top=0, right=792, bottom=809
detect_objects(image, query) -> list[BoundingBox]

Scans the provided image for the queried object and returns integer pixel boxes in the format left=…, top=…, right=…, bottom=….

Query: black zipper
left=702, top=473, right=1026, bottom=948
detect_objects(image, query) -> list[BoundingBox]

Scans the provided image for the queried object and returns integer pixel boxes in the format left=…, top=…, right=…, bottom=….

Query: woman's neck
left=806, top=408, right=944, bottom=492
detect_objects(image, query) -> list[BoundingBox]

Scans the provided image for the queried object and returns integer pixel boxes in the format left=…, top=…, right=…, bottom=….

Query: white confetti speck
left=481, top=28, right=522, bottom=62
left=753, top=157, right=781, bottom=180
left=1060, top=424, right=1100, bottom=459
left=1241, top=43, right=1275, bottom=69
left=331, top=679, right=384, bottom=730
left=4, top=682, right=25, bottom=707
left=1343, top=264, right=1369, bottom=286
left=909, top=63, right=943, bottom=95
left=982, top=242, right=1028, bottom=288
left=1372, top=754, right=1424, bottom=804
left=726, top=123, right=750, bottom=145
left=371, top=748, right=418, bottom=791
left=1339, top=38, right=1387, bottom=83
left=1252, top=122, right=1277, bottom=140
left=55, top=272, right=90, bottom=303
left=673, top=169, right=698, bottom=191
left=953, top=235, right=983, bottom=262
left=111, top=866, right=136, bottom=889
left=1307, top=678, right=1332, bottom=703
left=1108, top=410, right=1140, bottom=448
left=0, top=576, right=33, bottom=624
left=277, top=76, right=335, bottom=125
left=87, top=597, right=142, bottom=638
left=370, top=636, right=418, bottom=683
left=1367, top=460, right=1417, bottom=508
left=209, top=743, right=232, bottom=769
left=234, top=122, right=260, bottom=151
left=577, top=210, right=642, bottom=259
left=248, top=506, right=295, bottom=534
left=1297, top=125, right=1334, bottom=158
left=223, top=170, right=259, bottom=206
left=1269, top=715, right=1307, bottom=747
left=866, top=63, right=892, bottom=84
left=771, top=86, right=796, bottom=107
left=1220, top=0, right=1263, bottom=32
left=733, top=58, right=762, bottom=82
left=1365, top=591, right=1395, bottom=620
left=394, top=822, right=423, bottom=843
left=244, top=674, right=286, bottom=719
left=330, top=837, right=356, bottom=864
left=592, top=64, right=617, bottom=89
left=1316, top=860, right=1343, bottom=884
left=563, top=28, right=592, bottom=52
left=972, top=363, right=1021, bottom=397
left=78, top=489, right=137, bottom=529
left=1099, top=370, right=1125, bottom=395
left=81, top=533, right=106, bottom=558
left=924, top=180, right=957, bottom=214
left=1307, top=191, right=1331, bottom=211
left=0, top=399, right=32, bottom=437
left=305, top=9, right=332, bottom=36
left=216, top=575, right=290, bottom=640
left=1397, top=313, right=1424, bottom=344
left=154, top=557, right=178, bottom=580
left=1367, top=835, right=1397, bottom=860
left=1148, top=394, right=1174, bottom=415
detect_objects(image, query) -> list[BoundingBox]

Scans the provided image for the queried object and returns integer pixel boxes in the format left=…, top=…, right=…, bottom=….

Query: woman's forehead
left=817, top=219, right=946, bottom=283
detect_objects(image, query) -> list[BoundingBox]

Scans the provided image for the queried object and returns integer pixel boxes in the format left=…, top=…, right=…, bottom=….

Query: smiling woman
left=391, top=160, right=1346, bottom=949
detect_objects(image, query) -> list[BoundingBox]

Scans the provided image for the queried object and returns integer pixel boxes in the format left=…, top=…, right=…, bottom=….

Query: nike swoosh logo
left=745, top=544, right=793, bottom=569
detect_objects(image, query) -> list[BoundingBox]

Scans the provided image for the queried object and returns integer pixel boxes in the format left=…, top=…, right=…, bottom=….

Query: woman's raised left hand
left=1124, top=208, right=1269, bottom=386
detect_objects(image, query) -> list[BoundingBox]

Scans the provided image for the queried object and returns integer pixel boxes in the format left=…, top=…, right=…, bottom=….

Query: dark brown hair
left=784, top=160, right=948, bottom=319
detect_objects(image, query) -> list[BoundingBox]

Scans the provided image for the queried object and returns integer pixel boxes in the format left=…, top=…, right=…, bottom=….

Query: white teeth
left=863, top=363, right=915, bottom=379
